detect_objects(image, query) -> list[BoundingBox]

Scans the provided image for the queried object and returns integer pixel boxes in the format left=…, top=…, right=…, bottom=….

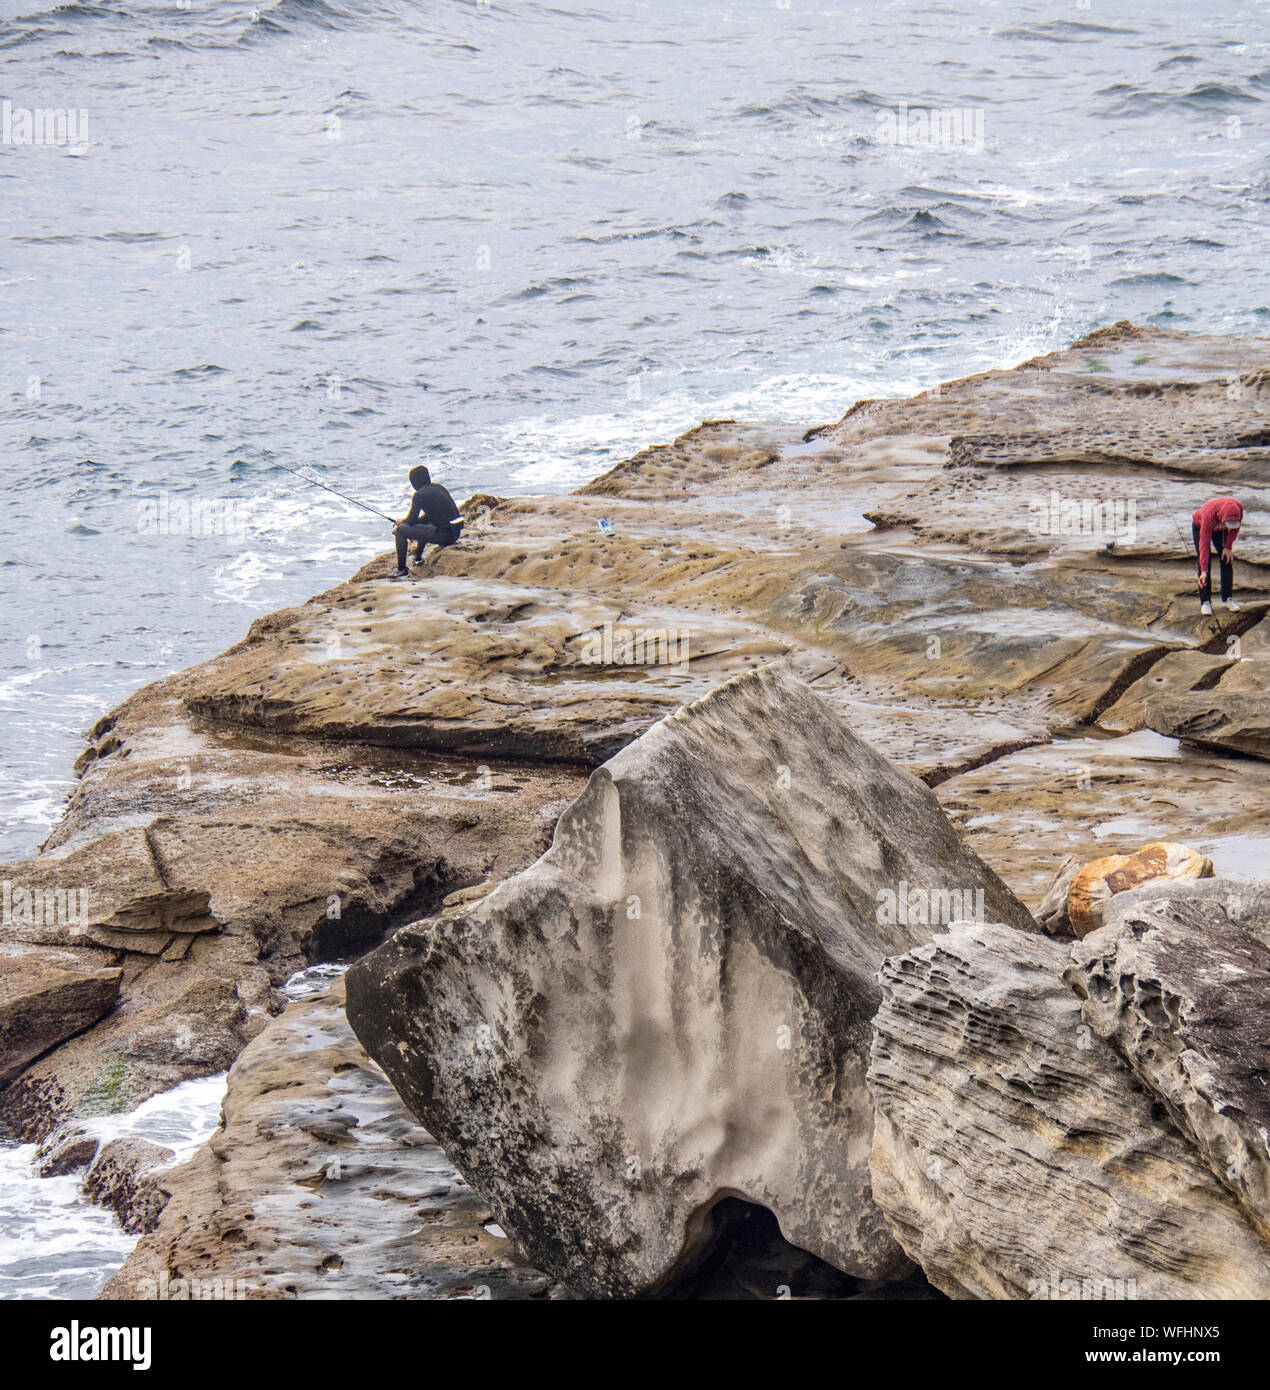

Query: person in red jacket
left=1192, top=496, right=1243, bottom=615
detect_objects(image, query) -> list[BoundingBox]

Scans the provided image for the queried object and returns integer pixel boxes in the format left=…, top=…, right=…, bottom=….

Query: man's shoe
left=390, top=568, right=411, bottom=579
left=1221, top=598, right=1241, bottom=611
left=1200, top=601, right=1213, bottom=616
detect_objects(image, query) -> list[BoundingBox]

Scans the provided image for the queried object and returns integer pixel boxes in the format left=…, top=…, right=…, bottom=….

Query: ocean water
left=2, top=0, right=1268, bottom=857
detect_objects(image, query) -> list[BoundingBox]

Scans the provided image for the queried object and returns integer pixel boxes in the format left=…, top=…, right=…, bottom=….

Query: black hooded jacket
left=404, top=482, right=462, bottom=531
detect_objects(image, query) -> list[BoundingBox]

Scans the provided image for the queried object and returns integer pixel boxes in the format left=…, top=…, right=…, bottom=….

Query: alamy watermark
left=1029, top=1271, right=1138, bottom=1301
left=875, top=102, right=985, bottom=153
left=137, top=492, right=254, bottom=538
left=2, top=100, right=89, bottom=150
left=875, top=881, right=985, bottom=927
left=578, top=620, right=691, bottom=674
left=1028, top=491, right=1138, bottom=543
left=2, top=879, right=93, bottom=928
left=135, top=1272, right=252, bottom=1301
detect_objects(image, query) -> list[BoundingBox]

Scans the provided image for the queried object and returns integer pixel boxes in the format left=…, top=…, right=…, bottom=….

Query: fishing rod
left=270, top=459, right=398, bottom=523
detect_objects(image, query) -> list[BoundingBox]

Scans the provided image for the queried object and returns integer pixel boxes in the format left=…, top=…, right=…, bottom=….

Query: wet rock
left=868, top=921, right=1270, bottom=1299
left=1066, top=842, right=1213, bottom=939
left=934, top=734, right=1270, bottom=911
left=1067, top=891, right=1270, bottom=1242
left=83, top=1136, right=176, bottom=1235
left=102, top=979, right=567, bottom=1301
left=347, top=666, right=1035, bottom=1298
left=34, top=1123, right=99, bottom=1177
left=1146, top=690, right=1270, bottom=761
left=0, top=951, right=121, bottom=1084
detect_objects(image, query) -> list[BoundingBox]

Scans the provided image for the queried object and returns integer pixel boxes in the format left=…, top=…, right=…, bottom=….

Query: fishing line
left=268, top=460, right=398, bottom=523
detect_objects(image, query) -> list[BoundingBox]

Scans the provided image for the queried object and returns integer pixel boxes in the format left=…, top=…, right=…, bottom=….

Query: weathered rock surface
left=1146, top=690, right=1270, bottom=761
left=82, top=1136, right=176, bottom=1236
left=347, top=665, right=1036, bottom=1298
left=0, top=950, right=122, bottom=1084
left=180, top=577, right=790, bottom=764
left=1068, top=891, right=1270, bottom=1243
left=103, top=978, right=567, bottom=1301
left=1067, top=842, right=1213, bottom=939
left=935, top=732, right=1270, bottom=910
left=868, top=921, right=1270, bottom=1300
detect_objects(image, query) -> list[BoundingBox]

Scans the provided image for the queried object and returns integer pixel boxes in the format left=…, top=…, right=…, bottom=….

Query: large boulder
left=1067, top=887, right=1270, bottom=1243
left=347, top=665, right=1035, bottom=1297
left=868, top=921, right=1270, bottom=1299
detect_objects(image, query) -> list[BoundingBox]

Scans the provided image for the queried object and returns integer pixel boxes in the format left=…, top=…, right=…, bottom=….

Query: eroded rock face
left=102, top=978, right=567, bottom=1301
left=868, top=921, right=1270, bottom=1300
left=347, top=666, right=1036, bottom=1298
left=34, top=1123, right=99, bottom=1177
left=82, top=1136, right=176, bottom=1236
left=179, top=577, right=790, bottom=764
left=1067, top=890, right=1270, bottom=1243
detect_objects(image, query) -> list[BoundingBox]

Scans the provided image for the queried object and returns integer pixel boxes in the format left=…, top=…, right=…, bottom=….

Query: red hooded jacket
left=1192, top=497, right=1243, bottom=578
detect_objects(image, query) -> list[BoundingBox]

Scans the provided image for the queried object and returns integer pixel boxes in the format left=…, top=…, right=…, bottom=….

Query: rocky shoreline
left=4, top=321, right=1270, bottom=1299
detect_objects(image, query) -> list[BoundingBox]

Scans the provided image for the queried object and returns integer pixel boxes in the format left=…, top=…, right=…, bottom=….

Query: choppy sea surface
left=2, top=0, right=1268, bottom=857
left=1, top=0, right=1267, bottom=1298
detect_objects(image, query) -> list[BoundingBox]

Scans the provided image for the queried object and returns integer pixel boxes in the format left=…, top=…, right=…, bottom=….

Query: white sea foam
left=0, top=1072, right=227, bottom=1301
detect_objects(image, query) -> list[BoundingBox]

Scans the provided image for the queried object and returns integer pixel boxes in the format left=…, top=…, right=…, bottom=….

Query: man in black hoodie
left=391, top=465, right=464, bottom=577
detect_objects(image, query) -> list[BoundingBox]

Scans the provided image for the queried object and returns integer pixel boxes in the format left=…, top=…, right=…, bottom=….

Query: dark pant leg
left=416, top=524, right=451, bottom=561
left=1219, top=539, right=1234, bottom=601
left=415, top=523, right=463, bottom=561
left=1193, top=522, right=1212, bottom=603
left=394, top=523, right=441, bottom=567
